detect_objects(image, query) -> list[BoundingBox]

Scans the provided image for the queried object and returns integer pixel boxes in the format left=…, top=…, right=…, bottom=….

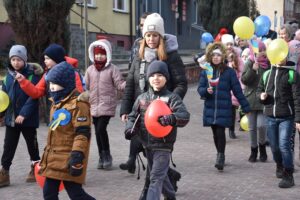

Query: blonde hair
left=139, top=36, right=167, bottom=61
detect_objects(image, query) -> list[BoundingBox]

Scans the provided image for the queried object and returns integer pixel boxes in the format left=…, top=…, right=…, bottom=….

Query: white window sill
left=113, top=8, right=129, bottom=14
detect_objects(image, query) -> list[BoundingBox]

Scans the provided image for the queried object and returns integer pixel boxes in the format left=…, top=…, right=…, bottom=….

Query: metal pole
left=84, top=0, right=88, bottom=70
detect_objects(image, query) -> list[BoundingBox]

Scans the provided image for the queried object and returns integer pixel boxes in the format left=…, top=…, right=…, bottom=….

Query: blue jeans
left=267, top=116, right=294, bottom=169
left=146, top=150, right=175, bottom=200
left=43, top=178, right=95, bottom=200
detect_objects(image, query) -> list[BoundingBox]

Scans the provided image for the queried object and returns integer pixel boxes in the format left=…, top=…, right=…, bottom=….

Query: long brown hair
left=139, top=36, right=167, bottom=61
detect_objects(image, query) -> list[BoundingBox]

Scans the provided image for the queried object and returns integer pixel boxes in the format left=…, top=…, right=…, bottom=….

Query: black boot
left=103, top=150, right=112, bottom=169
left=119, top=156, right=136, bottom=174
left=168, top=168, right=181, bottom=192
left=259, top=143, right=267, bottom=162
left=215, top=153, right=225, bottom=171
left=276, top=163, right=284, bottom=178
left=97, top=151, right=105, bottom=169
left=278, top=168, right=295, bottom=188
left=229, top=130, right=237, bottom=139
left=248, top=147, right=258, bottom=163
left=139, top=177, right=150, bottom=200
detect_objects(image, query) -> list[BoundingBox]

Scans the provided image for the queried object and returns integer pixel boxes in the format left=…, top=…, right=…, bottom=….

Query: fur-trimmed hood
left=205, top=42, right=227, bottom=64
left=88, top=39, right=112, bottom=67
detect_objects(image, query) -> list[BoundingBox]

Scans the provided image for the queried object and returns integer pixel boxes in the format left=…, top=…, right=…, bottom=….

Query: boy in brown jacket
left=39, top=61, right=95, bottom=199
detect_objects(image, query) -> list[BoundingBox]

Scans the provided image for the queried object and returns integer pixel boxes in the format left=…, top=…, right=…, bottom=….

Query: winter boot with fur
left=0, top=168, right=10, bottom=187
left=248, top=147, right=258, bottom=162
left=26, top=163, right=37, bottom=182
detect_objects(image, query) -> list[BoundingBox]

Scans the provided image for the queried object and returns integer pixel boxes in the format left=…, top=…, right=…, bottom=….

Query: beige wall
left=0, top=1, right=135, bottom=36
left=70, top=1, right=135, bottom=35
left=256, top=0, right=284, bottom=31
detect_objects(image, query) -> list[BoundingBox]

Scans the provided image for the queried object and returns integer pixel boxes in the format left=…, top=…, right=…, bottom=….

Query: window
left=113, top=0, right=128, bottom=13
left=75, top=0, right=96, bottom=8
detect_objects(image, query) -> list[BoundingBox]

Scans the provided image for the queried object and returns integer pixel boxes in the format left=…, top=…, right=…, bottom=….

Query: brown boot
left=0, top=168, right=10, bottom=187
left=26, top=164, right=36, bottom=183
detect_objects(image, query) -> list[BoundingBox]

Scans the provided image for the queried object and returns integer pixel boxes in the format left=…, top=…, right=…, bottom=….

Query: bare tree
left=4, top=0, right=75, bottom=63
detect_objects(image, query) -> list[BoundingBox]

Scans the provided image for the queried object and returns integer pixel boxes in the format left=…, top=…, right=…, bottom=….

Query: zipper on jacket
left=273, top=69, right=278, bottom=117
left=213, top=71, right=219, bottom=124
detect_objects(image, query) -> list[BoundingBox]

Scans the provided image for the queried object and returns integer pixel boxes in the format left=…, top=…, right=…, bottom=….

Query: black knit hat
left=146, top=60, right=170, bottom=80
left=44, top=43, right=66, bottom=64
left=46, top=61, right=75, bottom=93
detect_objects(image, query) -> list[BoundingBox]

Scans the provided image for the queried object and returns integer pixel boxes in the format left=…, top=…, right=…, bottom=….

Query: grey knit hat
left=9, top=45, right=28, bottom=62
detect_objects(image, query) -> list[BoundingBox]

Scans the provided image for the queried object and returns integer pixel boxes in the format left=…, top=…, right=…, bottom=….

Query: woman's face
left=212, top=53, right=222, bottom=65
left=145, top=32, right=160, bottom=49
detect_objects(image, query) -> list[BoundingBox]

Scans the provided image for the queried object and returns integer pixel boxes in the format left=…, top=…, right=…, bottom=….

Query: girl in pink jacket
left=85, top=39, right=126, bottom=169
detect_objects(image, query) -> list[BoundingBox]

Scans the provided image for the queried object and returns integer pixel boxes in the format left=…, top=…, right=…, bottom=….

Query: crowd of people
left=0, top=12, right=300, bottom=199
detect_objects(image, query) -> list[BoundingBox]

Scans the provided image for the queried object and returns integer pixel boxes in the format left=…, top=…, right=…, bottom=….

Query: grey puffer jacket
left=120, top=34, right=187, bottom=116
left=126, top=87, right=190, bottom=151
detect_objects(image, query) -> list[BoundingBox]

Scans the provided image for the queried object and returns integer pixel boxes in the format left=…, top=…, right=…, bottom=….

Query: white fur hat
left=142, top=13, right=165, bottom=37
left=221, top=34, right=234, bottom=45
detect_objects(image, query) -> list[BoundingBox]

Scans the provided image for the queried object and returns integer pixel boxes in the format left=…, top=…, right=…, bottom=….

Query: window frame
left=113, top=0, right=129, bottom=13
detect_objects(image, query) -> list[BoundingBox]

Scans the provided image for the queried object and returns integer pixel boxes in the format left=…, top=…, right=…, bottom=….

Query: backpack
left=262, top=69, right=295, bottom=87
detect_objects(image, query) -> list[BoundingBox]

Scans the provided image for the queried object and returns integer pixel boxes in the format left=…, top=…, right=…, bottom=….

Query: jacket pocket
left=47, top=150, right=69, bottom=171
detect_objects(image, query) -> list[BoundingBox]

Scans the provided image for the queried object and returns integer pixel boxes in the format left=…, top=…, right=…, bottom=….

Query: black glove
left=124, top=128, right=137, bottom=140
left=158, top=114, right=176, bottom=126
left=69, top=151, right=84, bottom=177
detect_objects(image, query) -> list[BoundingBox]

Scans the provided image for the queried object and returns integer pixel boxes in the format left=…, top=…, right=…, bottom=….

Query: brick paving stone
left=0, top=84, right=299, bottom=199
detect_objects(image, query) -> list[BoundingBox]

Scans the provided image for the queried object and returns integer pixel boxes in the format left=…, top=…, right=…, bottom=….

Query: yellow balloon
left=233, top=16, right=255, bottom=40
left=266, top=38, right=289, bottom=65
left=0, top=90, right=9, bottom=112
left=240, top=115, right=249, bottom=131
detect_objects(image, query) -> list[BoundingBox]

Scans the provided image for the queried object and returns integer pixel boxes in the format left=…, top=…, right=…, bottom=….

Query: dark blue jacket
left=198, top=66, right=250, bottom=127
left=2, top=64, right=40, bottom=128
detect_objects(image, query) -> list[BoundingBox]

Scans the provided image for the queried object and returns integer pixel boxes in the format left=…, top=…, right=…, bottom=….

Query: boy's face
left=49, top=82, right=64, bottom=92
left=44, top=55, right=57, bottom=69
left=10, top=56, right=25, bottom=71
left=94, top=53, right=107, bottom=62
left=149, top=73, right=167, bottom=91
left=145, top=32, right=160, bottom=49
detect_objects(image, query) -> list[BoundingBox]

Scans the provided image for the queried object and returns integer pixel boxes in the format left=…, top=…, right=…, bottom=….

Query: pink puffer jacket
left=85, top=40, right=126, bottom=117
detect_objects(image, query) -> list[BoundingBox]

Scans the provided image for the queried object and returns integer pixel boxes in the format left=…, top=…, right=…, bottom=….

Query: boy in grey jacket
left=124, top=61, right=190, bottom=200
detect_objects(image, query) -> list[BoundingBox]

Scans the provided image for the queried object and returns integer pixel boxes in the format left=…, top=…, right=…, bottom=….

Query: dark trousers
left=211, top=125, right=226, bottom=153
left=1, top=126, right=40, bottom=170
left=43, top=178, right=95, bottom=200
left=229, top=105, right=237, bottom=131
left=93, top=116, right=111, bottom=155
left=129, top=136, right=144, bottom=159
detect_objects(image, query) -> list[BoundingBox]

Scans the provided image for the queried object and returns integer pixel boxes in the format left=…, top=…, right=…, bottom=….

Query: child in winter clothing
left=0, top=45, right=41, bottom=187
left=221, top=34, right=245, bottom=139
left=125, top=60, right=190, bottom=200
left=16, top=43, right=83, bottom=99
left=84, top=39, right=125, bottom=169
left=39, top=62, right=95, bottom=199
left=198, top=42, right=250, bottom=171
left=242, top=40, right=269, bottom=163
left=257, top=43, right=300, bottom=188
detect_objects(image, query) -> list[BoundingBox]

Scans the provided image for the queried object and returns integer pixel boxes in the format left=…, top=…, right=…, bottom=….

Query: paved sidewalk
left=0, top=84, right=299, bottom=200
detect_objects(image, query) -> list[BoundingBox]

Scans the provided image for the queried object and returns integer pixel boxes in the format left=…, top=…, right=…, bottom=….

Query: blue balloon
left=254, top=15, right=271, bottom=37
left=201, top=32, right=214, bottom=43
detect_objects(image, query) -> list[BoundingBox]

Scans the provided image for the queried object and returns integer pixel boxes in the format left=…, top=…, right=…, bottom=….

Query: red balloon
left=144, top=99, right=172, bottom=138
left=34, top=163, right=64, bottom=191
